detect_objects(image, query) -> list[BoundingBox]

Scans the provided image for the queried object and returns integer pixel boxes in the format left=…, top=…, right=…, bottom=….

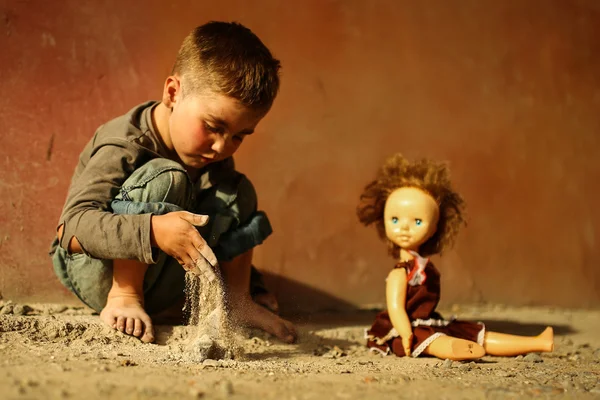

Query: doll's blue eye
left=415, top=219, right=423, bottom=226
left=391, top=217, right=398, bottom=224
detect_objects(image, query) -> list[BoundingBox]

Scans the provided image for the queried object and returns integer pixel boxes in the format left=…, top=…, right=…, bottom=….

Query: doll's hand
left=402, top=333, right=413, bottom=357
left=150, top=211, right=218, bottom=280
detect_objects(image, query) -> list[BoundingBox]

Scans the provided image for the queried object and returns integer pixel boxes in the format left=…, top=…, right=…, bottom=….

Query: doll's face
left=384, top=187, right=440, bottom=252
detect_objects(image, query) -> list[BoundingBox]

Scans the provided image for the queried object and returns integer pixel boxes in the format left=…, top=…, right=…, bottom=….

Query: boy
left=50, top=21, right=296, bottom=344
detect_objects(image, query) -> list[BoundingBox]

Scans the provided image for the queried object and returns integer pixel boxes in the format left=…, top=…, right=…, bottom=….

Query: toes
left=273, top=319, right=297, bottom=344
left=116, top=316, right=126, bottom=332
left=288, top=326, right=298, bottom=343
left=281, top=320, right=298, bottom=343
left=254, top=293, right=280, bottom=314
left=100, top=311, right=117, bottom=330
left=133, top=318, right=143, bottom=337
left=283, top=327, right=297, bottom=344
left=140, top=316, right=155, bottom=343
left=125, top=318, right=135, bottom=335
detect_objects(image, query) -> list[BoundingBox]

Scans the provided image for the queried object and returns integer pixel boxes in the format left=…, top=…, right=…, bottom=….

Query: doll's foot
left=537, top=326, right=554, bottom=352
left=100, top=292, right=154, bottom=343
left=230, top=294, right=297, bottom=344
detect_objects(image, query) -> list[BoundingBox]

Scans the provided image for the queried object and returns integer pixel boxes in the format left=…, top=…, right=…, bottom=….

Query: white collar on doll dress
left=406, top=250, right=429, bottom=286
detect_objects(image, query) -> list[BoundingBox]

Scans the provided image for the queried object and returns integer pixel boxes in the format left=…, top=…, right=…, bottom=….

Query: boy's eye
left=415, top=219, right=423, bottom=226
left=204, top=122, right=223, bottom=134
left=391, top=217, right=398, bottom=224
left=233, top=135, right=245, bottom=142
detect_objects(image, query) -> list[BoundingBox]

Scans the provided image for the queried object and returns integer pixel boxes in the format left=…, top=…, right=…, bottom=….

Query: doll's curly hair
left=357, top=153, right=466, bottom=258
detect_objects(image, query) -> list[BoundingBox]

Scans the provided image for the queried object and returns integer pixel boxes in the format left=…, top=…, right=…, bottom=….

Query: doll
left=357, top=154, right=554, bottom=360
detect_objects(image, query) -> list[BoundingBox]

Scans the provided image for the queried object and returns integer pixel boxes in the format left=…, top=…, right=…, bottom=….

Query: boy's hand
left=150, top=211, right=218, bottom=279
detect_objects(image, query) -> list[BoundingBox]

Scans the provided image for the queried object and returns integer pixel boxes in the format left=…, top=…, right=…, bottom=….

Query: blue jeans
left=51, top=158, right=272, bottom=314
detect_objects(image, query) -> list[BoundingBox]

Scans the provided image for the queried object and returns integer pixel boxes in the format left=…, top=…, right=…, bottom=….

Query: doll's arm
left=386, top=268, right=413, bottom=356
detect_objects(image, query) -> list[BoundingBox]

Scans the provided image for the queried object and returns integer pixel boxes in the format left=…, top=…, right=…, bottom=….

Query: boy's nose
left=211, top=136, right=225, bottom=154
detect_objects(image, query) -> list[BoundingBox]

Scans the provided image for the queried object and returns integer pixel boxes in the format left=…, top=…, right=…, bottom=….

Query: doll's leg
left=483, top=327, right=554, bottom=356
left=423, top=335, right=485, bottom=361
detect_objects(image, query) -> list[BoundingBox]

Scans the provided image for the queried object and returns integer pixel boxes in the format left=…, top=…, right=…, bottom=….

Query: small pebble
left=0, top=304, right=14, bottom=315
left=189, top=388, right=205, bottom=398
left=442, top=358, right=453, bottom=369
left=120, top=359, right=137, bottom=367
left=19, top=378, right=38, bottom=387
left=560, top=380, right=574, bottom=389
left=515, top=355, right=524, bottom=361
left=523, top=353, right=543, bottom=363
left=51, top=305, right=68, bottom=314
left=458, top=363, right=471, bottom=372
left=202, top=359, right=220, bottom=368
left=12, top=304, right=33, bottom=316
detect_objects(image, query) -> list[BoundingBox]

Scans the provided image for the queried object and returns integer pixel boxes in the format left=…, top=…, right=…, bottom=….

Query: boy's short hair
left=172, top=21, right=281, bottom=111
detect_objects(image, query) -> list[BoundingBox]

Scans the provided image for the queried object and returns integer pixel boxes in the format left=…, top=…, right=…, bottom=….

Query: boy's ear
left=162, top=76, right=182, bottom=108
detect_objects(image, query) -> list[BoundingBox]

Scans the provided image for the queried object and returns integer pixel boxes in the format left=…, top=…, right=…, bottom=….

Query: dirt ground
left=0, top=300, right=599, bottom=400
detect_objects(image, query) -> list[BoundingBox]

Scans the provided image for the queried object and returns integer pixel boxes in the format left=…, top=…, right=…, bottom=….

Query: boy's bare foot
left=249, top=266, right=279, bottom=314
left=252, top=292, right=280, bottom=314
left=229, top=294, right=296, bottom=343
left=100, top=292, right=154, bottom=343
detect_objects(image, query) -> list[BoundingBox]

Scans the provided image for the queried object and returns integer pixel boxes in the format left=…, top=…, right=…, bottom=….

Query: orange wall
left=1, top=0, right=598, bottom=312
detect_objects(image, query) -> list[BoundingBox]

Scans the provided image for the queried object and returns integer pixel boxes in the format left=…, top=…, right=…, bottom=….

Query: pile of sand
left=182, top=267, right=243, bottom=362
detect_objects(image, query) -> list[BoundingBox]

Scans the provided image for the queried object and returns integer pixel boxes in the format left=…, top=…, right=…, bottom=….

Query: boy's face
left=164, top=77, right=266, bottom=169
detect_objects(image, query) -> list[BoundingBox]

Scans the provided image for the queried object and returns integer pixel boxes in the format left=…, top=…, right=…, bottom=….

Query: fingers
left=168, top=211, right=218, bottom=277
left=194, top=255, right=218, bottom=283
left=176, top=252, right=217, bottom=283
left=180, top=211, right=217, bottom=266
left=188, top=236, right=218, bottom=282
left=179, top=211, right=209, bottom=227
left=192, top=238, right=218, bottom=268
left=176, top=254, right=193, bottom=272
